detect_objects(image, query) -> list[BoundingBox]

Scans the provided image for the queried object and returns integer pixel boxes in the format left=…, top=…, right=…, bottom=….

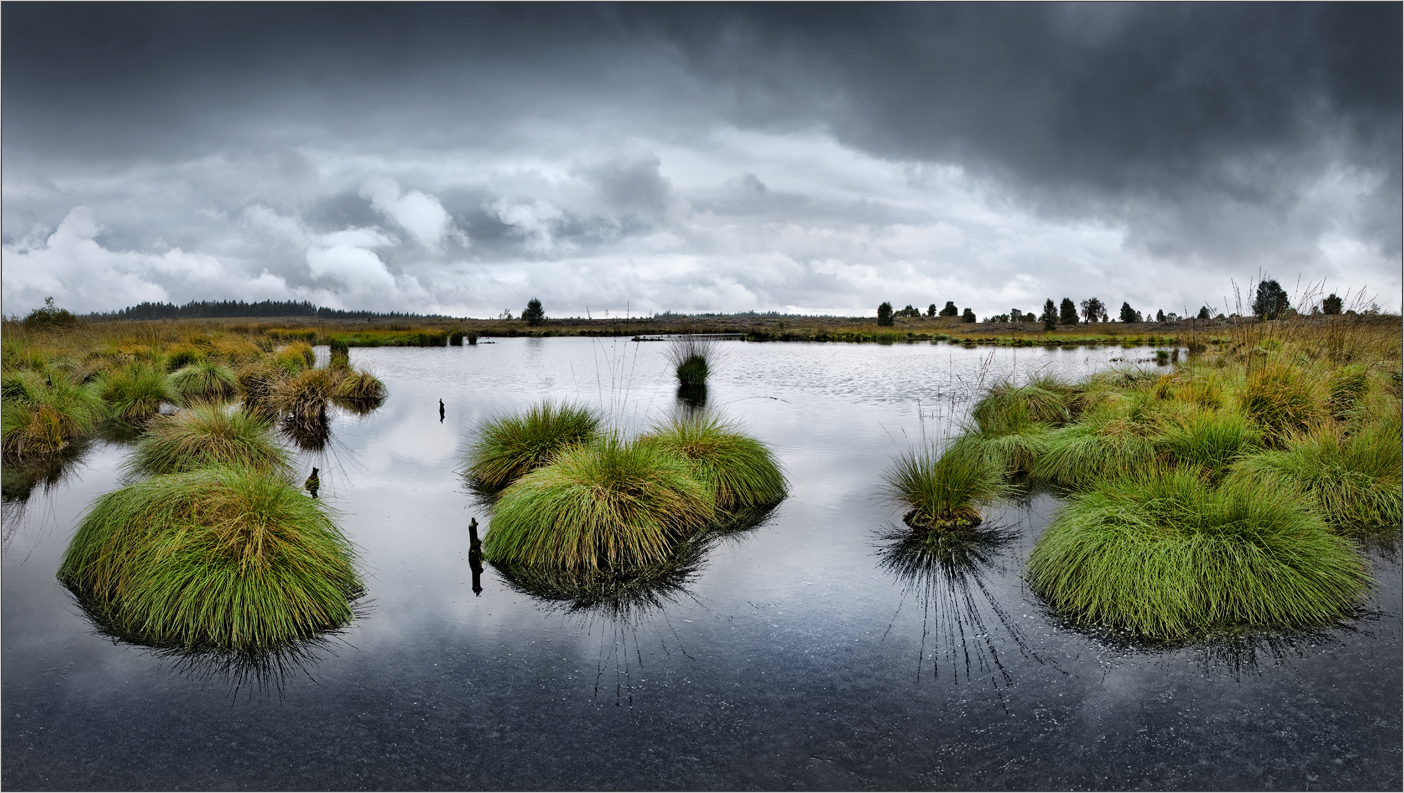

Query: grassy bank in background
left=885, top=312, right=1401, bottom=642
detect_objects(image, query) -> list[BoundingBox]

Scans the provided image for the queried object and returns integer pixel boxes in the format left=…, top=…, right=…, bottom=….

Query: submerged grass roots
left=1027, top=466, right=1369, bottom=642
left=465, top=401, right=602, bottom=489
left=639, top=413, right=787, bottom=510
left=882, top=442, right=1010, bottom=530
left=127, top=404, right=291, bottom=477
left=58, top=466, right=363, bottom=651
left=484, top=437, right=716, bottom=570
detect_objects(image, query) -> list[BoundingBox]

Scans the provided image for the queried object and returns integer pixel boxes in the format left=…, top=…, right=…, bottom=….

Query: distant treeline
left=89, top=300, right=451, bottom=321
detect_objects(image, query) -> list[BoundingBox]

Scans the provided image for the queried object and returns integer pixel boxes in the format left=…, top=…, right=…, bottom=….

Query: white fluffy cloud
left=359, top=177, right=464, bottom=250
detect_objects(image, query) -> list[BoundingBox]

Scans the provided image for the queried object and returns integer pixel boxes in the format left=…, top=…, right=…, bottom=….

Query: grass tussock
left=1031, top=410, right=1160, bottom=490
left=638, top=412, right=787, bottom=510
left=1027, top=466, right=1369, bottom=642
left=465, top=401, right=602, bottom=489
left=667, top=336, right=719, bottom=386
left=272, top=342, right=316, bottom=375
left=970, top=379, right=1069, bottom=435
left=1239, top=362, right=1322, bottom=444
left=882, top=442, right=1011, bottom=530
left=126, top=405, right=291, bottom=477
left=169, top=359, right=240, bottom=403
left=268, top=367, right=335, bottom=421
left=1, top=369, right=108, bottom=460
left=484, top=436, right=716, bottom=570
left=94, top=363, right=178, bottom=424
left=58, top=466, right=363, bottom=652
left=1231, top=421, right=1402, bottom=534
left=1157, top=408, right=1262, bottom=479
left=331, top=368, right=387, bottom=402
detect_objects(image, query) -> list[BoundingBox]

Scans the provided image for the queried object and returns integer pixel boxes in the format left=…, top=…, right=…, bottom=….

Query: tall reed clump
left=58, top=465, right=363, bottom=652
left=126, top=404, right=291, bottom=477
left=667, top=335, right=719, bottom=386
left=958, top=377, right=1069, bottom=476
left=169, top=359, right=240, bottom=403
left=484, top=436, right=715, bottom=570
left=1, top=369, right=109, bottom=460
left=94, top=363, right=178, bottom=424
left=328, top=338, right=350, bottom=367
left=1027, top=466, right=1369, bottom=642
left=1031, top=403, right=1161, bottom=490
left=1231, top=420, right=1402, bottom=534
left=464, top=401, right=602, bottom=489
left=638, top=412, right=787, bottom=510
left=882, top=442, right=1010, bottom=530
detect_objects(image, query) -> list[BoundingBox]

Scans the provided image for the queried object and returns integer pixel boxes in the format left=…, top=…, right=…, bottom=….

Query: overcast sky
left=3, top=3, right=1399, bottom=318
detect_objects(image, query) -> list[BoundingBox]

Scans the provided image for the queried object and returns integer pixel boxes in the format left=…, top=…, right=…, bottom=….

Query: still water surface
left=3, top=338, right=1400, bottom=790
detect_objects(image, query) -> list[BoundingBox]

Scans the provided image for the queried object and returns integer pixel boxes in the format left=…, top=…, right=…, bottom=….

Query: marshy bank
left=3, top=330, right=1399, bottom=790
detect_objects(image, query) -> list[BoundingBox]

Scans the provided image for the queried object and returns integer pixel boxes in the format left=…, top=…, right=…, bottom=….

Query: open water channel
left=3, top=338, right=1400, bottom=790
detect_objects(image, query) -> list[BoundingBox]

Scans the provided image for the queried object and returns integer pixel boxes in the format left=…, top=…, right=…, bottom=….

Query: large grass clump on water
left=58, top=465, right=363, bottom=651
left=638, top=412, right=787, bottom=510
left=465, top=401, right=602, bottom=489
left=1026, top=466, right=1369, bottom=642
left=882, top=442, right=1011, bottom=530
left=126, top=404, right=291, bottom=477
left=484, top=437, right=715, bottom=570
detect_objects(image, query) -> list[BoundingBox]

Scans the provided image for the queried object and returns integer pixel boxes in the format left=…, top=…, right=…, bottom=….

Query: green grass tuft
left=58, top=466, right=363, bottom=652
left=95, top=363, right=178, bottom=424
left=638, top=412, right=787, bottom=510
left=1231, top=421, right=1402, bottom=534
left=1157, top=408, right=1262, bottom=479
left=667, top=336, right=719, bottom=386
left=1, top=369, right=108, bottom=460
left=1239, top=363, right=1322, bottom=443
left=882, top=442, right=1011, bottom=530
left=1027, top=466, right=1369, bottom=642
left=483, top=436, right=715, bottom=570
left=1031, top=408, right=1159, bottom=490
left=971, top=379, right=1069, bottom=435
left=332, top=368, right=387, bottom=402
left=465, top=401, right=602, bottom=489
left=169, top=359, right=240, bottom=403
left=126, top=404, right=291, bottom=477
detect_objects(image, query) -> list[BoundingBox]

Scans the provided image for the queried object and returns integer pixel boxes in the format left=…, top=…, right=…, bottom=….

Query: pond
left=3, top=338, right=1400, bottom=790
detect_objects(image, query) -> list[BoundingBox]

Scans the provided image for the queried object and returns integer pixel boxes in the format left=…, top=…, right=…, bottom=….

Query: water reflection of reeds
left=1, top=439, right=95, bottom=542
left=490, top=506, right=776, bottom=705
left=71, top=594, right=366, bottom=699
left=878, top=525, right=1035, bottom=689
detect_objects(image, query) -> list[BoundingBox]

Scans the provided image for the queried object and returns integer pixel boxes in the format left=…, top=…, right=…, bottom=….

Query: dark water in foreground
left=3, top=339, right=1400, bottom=790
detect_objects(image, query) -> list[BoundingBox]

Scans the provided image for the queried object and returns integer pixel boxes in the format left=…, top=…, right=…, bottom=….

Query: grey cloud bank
left=3, top=3, right=1399, bottom=317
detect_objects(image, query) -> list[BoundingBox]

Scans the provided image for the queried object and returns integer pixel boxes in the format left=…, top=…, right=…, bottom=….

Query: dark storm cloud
left=2, top=3, right=1398, bottom=315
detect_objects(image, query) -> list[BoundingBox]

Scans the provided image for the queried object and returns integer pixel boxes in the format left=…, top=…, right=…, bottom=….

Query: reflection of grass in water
left=75, top=598, right=364, bottom=699
left=1, top=438, right=94, bottom=547
left=878, top=524, right=1031, bottom=689
left=493, top=532, right=710, bottom=621
left=281, top=412, right=332, bottom=452
left=494, top=534, right=714, bottom=707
